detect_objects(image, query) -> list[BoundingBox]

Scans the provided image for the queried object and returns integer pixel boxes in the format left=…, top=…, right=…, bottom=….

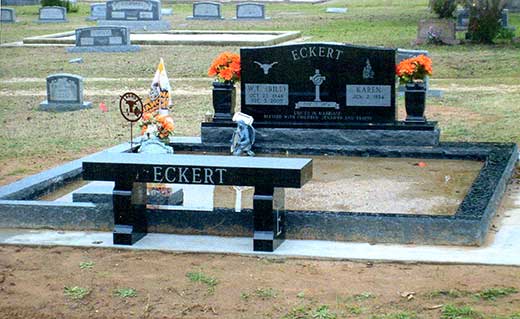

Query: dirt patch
left=0, top=245, right=519, bottom=319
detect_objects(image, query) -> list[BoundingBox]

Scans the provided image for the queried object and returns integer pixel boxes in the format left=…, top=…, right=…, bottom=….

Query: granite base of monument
left=201, top=122, right=441, bottom=147
left=39, top=100, right=92, bottom=112
left=67, top=45, right=140, bottom=53
left=97, top=20, right=171, bottom=31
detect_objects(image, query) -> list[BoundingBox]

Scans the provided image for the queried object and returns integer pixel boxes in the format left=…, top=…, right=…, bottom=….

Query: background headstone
left=505, top=0, right=520, bottom=12
left=86, top=3, right=106, bottom=21
left=396, top=48, right=443, bottom=98
left=187, top=2, right=223, bottom=20
left=39, top=74, right=92, bottom=111
left=416, top=19, right=459, bottom=45
left=0, top=0, right=39, bottom=5
left=106, top=0, right=160, bottom=20
left=235, top=3, right=269, bottom=20
left=37, top=6, right=67, bottom=23
left=240, top=43, right=396, bottom=123
left=0, top=8, right=16, bottom=23
left=67, top=26, right=140, bottom=53
left=98, top=0, right=170, bottom=31
left=456, top=8, right=469, bottom=31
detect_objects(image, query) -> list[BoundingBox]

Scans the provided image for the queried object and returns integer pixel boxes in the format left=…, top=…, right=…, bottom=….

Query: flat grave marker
left=235, top=2, right=269, bottom=20
left=39, top=74, right=92, bottom=111
left=0, top=8, right=16, bottom=23
left=187, top=2, right=224, bottom=20
left=67, top=26, right=140, bottom=52
left=37, top=6, right=67, bottom=23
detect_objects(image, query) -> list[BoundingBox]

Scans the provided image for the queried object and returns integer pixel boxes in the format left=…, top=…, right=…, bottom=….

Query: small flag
left=151, top=58, right=172, bottom=106
left=99, top=102, right=108, bottom=112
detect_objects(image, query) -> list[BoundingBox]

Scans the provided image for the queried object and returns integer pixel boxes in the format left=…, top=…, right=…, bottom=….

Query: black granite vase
left=212, top=81, right=235, bottom=121
left=404, top=82, right=427, bottom=123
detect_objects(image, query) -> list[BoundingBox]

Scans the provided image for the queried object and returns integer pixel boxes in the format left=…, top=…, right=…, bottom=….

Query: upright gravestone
left=202, top=42, right=440, bottom=147
left=506, top=0, right=520, bottom=12
left=0, top=8, right=16, bottom=23
left=39, top=74, right=92, bottom=111
left=98, top=0, right=170, bottom=31
left=187, top=2, right=224, bottom=20
left=501, top=9, right=516, bottom=30
left=396, top=49, right=443, bottom=98
left=235, top=3, right=269, bottom=20
left=0, top=0, right=39, bottom=5
left=86, top=3, right=106, bottom=21
left=67, top=26, right=140, bottom=53
left=416, top=19, right=458, bottom=45
left=37, top=6, right=67, bottom=23
left=241, top=43, right=396, bottom=123
left=456, top=8, right=469, bottom=31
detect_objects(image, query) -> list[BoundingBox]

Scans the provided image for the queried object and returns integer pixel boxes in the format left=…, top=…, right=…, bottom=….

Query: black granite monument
left=202, top=42, right=440, bottom=148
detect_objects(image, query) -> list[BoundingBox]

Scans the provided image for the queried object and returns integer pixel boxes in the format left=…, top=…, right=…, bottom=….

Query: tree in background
left=431, top=0, right=459, bottom=18
left=465, top=0, right=508, bottom=43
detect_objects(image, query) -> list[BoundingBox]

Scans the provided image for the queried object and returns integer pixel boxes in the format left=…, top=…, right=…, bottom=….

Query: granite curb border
left=0, top=139, right=517, bottom=246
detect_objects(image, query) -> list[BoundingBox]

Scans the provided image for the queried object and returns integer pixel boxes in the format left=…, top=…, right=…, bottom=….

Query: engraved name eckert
left=152, top=166, right=227, bottom=184
left=291, top=46, right=344, bottom=61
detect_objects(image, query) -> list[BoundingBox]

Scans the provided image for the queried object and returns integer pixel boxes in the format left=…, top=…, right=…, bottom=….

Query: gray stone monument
left=506, top=0, right=520, bottom=12
left=187, top=2, right=224, bottom=20
left=0, top=0, right=39, bottom=5
left=37, top=6, right=67, bottom=23
left=98, top=0, right=170, bottom=31
left=396, top=48, right=443, bottom=98
left=161, top=8, right=172, bottom=16
left=235, top=2, right=269, bottom=20
left=67, top=26, right=140, bottom=53
left=86, top=3, right=106, bottom=21
left=1, top=8, right=16, bottom=23
left=40, top=74, right=92, bottom=111
left=456, top=8, right=469, bottom=31
left=416, top=19, right=459, bottom=45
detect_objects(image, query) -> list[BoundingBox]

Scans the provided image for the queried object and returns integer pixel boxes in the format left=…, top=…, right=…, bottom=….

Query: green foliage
left=496, top=27, right=516, bottom=41
left=466, top=0, right=507, bottom=43
left=240, top=292, right=250, bottom=301
left=441, top=304, right=483, bottom=319
left=346, top=305, right=363, bottom=315
left=371, top=312, right=418, bottom=319
left=432, top=0, right=458, bottom=18
left=312, top=305, right=337, bottom=319
left=79, top=261, right=94, bottom=270
left=186, top=271, right=218, bottom=293
left=352, top=292, right=375, bottom=301
left=475, top=287, right=518, bottom=300
left=427, top=289, right=472, bottom=299
left=40, top=0, right=78, bottom=12
left=254, top=287, right=277, bottom=299
left=63, top=286, right=90, bottom=300
left=114, top=288, right=137, bottom=298
left=297, top=291, right=306, bottom=299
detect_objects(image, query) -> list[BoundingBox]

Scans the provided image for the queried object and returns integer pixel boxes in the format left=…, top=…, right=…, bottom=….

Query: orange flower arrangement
left=396, top=55, right=433, bottom=84
left=208, top=52, right=241, bottom=83
left=139, top=111, right=175, bottom=143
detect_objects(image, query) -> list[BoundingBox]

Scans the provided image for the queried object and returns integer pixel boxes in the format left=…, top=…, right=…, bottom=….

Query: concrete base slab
left=1, top=216, right=519, bottom=265
left=23, top=30, right=302, bottom=47
left=39, top=100, right=92, bottom=112
left=97, top=19, right=171, bottom=32
left=66, top=45, right=141, bottom=53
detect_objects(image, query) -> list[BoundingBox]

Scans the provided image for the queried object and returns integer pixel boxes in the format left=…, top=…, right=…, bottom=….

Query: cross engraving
left=310, top=69, right=325, bottom=102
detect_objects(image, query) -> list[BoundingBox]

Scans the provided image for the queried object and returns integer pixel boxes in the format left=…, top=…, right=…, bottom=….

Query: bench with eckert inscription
left=82, top=152, right=313, bottom=252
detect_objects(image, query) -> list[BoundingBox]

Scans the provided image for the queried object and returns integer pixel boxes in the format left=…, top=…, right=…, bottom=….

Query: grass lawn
left=0, top=1, right=519, bottom=179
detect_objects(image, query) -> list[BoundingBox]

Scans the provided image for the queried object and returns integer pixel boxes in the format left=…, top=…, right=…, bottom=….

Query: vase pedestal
left=212, top=82, right=235, bottom=122
left=405, top=82, right=427, bottom=123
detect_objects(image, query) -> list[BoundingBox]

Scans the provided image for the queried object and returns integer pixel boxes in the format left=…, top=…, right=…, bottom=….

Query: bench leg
left=112, top=180, right=148, bottom=245
left=253, top=186, right=285, bottom=252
